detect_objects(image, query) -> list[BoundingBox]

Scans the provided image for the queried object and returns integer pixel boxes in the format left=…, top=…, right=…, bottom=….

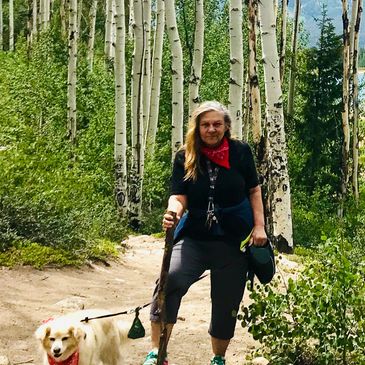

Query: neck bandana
left=48, top=351, right=79, bottom=365
left=201, top=137, right=230, bottom=169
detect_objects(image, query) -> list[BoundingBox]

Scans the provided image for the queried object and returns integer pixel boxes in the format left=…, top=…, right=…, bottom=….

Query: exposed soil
left=0, top=235, right=299, bottom=365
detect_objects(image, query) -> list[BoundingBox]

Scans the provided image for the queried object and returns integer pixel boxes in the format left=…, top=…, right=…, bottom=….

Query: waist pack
left=246, top=241, right=275, bottom=285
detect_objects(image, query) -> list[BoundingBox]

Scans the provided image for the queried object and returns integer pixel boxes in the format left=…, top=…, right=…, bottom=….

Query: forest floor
left=0, top=235, right=301, bottom=365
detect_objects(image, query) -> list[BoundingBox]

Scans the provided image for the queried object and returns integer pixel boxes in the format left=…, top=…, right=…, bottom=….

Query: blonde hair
left=184, top=101, right=232, bottom=181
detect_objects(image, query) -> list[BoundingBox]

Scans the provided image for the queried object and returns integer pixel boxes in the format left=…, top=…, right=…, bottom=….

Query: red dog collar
left=47, top=351, right=79, bottom=365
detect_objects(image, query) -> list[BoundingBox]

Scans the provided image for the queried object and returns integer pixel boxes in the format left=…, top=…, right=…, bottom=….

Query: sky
left=288, top=0, right=365, bottom=47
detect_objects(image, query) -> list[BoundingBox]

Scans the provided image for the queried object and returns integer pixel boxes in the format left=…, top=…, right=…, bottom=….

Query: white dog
left=35, top=309, right=129, bottom=365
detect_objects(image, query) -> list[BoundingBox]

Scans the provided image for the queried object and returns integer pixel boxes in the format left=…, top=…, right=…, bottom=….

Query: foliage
left=0, top=33, right=128, bottom=259
left=240, top=237, right=365, bottom=364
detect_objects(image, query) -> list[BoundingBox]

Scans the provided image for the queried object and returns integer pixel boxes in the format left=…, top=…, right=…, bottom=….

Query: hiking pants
left=150, top=236, right=249, bottom=340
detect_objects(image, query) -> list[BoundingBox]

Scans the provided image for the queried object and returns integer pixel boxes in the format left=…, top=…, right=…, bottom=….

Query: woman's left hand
left=250, top=225, right=267, bottom=246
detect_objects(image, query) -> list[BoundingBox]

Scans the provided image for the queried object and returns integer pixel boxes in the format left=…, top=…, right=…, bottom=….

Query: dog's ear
left=70, top=326, right=86, bottom=341
left=35, top=324, right=51, bottom=341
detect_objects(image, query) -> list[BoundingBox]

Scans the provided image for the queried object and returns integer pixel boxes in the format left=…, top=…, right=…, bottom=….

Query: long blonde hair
left=184, top=101, right=232, bottom=181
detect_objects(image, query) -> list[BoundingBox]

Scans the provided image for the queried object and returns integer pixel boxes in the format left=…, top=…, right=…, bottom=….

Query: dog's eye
left=62, top=337, right=69, bottom=341
left=49, top=338, right=55, bottom=342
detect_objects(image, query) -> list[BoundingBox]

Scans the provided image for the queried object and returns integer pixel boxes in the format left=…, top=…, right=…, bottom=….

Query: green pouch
left=127, top=309, right=145, bottom=339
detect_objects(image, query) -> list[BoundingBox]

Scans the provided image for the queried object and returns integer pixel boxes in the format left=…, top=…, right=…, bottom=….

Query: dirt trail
left=0, top=235, right=297, bottom=365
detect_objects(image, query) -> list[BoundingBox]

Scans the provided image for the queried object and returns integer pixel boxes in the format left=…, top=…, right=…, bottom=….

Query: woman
left=143, top=101, right=267, bottom=365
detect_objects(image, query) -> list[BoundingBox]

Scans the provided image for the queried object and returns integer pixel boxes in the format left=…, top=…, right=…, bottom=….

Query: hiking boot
left=142, top=350, right=168, bottom=365
left=210, top=355, right=226, bottom=365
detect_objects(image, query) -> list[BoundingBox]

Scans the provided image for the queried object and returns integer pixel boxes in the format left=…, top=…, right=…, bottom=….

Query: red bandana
left=47, top=352, right=79, bottom=365
left=201, top=137, right=230, bottom=169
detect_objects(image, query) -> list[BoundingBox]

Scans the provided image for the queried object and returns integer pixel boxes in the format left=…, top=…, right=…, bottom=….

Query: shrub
left=240, top=237, right=365, bottom=364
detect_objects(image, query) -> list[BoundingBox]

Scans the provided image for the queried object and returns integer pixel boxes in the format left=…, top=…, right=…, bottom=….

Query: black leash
left=80, top=272, right=210, bottom=323
left=80, top=302, right=151, bottom=323
left=80, top=258, right=242, bottom=324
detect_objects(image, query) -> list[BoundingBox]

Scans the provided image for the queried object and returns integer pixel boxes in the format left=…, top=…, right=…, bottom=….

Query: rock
left=251, top=356, right=269, bottom=365
left=54, top=296, right=86, bottom=311
left=0, top=355, right=10, bottom=365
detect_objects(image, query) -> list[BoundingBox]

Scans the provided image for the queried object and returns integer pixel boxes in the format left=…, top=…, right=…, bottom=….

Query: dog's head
left=35, top=318, right=85, bottom=362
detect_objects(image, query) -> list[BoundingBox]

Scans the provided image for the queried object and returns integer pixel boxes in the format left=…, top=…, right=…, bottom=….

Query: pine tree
left=296, top=7, right=343, bottom=195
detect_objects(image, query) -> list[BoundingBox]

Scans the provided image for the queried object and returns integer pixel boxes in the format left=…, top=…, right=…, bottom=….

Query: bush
left=240, top=236, right=365, bottom=364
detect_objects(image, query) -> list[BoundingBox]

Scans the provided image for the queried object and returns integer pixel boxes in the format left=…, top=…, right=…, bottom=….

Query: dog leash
left=80, top=253, right=245, bottom=323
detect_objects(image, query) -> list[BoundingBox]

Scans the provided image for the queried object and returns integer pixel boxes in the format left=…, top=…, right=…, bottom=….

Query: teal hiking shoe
left=142, top=350, right=168, bottom=365
left=210, top=355, right=226, bottom=365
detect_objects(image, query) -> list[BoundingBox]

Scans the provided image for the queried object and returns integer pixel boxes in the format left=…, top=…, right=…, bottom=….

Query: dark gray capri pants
left=150, top=236, right=249, bottom=340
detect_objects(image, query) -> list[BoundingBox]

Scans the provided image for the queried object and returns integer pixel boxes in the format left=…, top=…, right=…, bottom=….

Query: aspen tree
left=142, top=0, right=151, bottom=143
left=129, top=0, right=145, bottom=228
left=279, top=0, right=288, bottom=85
left=60, top=0, right=67, bottom=38
left=44, top=0, right=50, bottom=28
left=351, top=0, right=362, bottom=201
left=0, top=0, right=2, bottom=50
left=111, top=0, right=116, bottom=58
left=145, top=0, right=164, bottom=156
left=77, top=0, right=82, bottom=32
left=114, top=0, right=128, bottom=213
left=188, top=0, right=204, bottom=117
left=32, top=0, right=38, bottom=42
left=243, top=72, right=250, bottom=140
left=248, top=0, right=261, bottom=146
left=105, top=0, right=113, bottom=60
left=287, top=0, right=300, bottom=117
left=165, top=0, right=184, bottom=157
left=229, top=0, right=243, bottom=140
left=258, top=0, right=293, bottom=252
left=67, top=0, right=78, bottom=144
left=9, top=0, right=14, bottom=51
left=87, top=0, right=98, bottom=70
left=340, top=0, right=350, bottom=213
left=27, top=0, right=32, bottom=48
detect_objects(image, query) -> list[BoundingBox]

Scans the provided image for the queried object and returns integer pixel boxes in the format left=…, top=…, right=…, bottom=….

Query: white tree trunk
left=279, top=0, right=288, bottom=85
left=258, top=0, right=293, bottom=252
left=111, top=0, right=116, bottom=59
left=31, top=0, right=38, bottom=42
left=165, top=0, right=184, bottom=157
left=340, top=0, right=350, bottom=210
left=77, top=0, right=82, bottom=32
left=188, top=0, right=204, bottom=117
left=60, top=0, right=67, bottom=38
left=228, top=0, right=243, bottom=140
left=114, top=0, right=128, bottom=213
left=9, top=0, right=14, bottom=51
left=248, top=0, right=262, bottom=145
left=129, top=0, right=145, bottom=228
left=87, top=0, right=98, bottom=70
left=67, top=0, right=78, bottom=143
left=142, top=0, right=151, bottom=144
left=145, top=0, right=164, bottom=156
left=105, top=0, right=113, bottom=60
left=44, top=0, right=50, bottom=28
left=287, top=0, right=300, bottom=117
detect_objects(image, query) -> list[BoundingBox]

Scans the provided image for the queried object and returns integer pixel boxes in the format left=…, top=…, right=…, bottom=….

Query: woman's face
left=199, top=110, right=228, bottom=147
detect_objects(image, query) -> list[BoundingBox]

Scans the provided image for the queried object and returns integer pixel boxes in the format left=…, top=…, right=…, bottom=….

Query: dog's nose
left=53, top=348, right=61, bottom=354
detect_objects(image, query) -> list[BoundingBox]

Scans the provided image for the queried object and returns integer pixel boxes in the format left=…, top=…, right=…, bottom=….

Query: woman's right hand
left=162, top=211, right=178, bottom=230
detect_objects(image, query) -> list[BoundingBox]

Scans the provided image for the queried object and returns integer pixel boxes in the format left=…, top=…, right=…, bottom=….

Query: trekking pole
left=156, top=211, right=177, bottom=365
